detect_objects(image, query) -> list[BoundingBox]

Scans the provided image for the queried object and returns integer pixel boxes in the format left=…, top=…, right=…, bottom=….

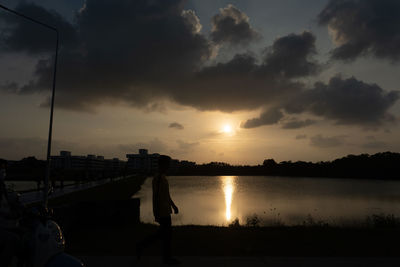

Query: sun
left=223, top=124, right=232, bottom=134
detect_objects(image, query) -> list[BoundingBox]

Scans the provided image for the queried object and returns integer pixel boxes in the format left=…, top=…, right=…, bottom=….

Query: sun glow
left=222, top=124, right=232, bottom=134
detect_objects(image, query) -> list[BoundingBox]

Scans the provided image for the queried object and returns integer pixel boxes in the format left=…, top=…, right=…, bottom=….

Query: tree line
left=3, top=151, right=400, bottom=180
left=170, top=152, right=400, bottom=179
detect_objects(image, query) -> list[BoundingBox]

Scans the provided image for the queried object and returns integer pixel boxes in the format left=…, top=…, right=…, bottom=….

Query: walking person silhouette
left=137, top=155, right=180, bottom=265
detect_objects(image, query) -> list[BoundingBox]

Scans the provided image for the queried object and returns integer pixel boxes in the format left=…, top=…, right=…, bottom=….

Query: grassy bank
left=66, top=222, right=400, bottom=257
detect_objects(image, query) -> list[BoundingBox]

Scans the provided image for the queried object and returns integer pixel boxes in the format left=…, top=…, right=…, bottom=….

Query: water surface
left=134, top=176, right=400, bottom=226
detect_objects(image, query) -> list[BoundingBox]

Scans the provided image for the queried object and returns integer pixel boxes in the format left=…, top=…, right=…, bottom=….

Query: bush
left=302, top=214, right=329, bottom=227
left=366, top=214, right=400, bottom=228
left=228, top=218, right=241, bottom=228
left=246, top=214, right=261, bottom=227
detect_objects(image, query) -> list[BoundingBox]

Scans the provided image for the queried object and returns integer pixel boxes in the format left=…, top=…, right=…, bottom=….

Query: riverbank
left=66, top=223, right=400, bottom=257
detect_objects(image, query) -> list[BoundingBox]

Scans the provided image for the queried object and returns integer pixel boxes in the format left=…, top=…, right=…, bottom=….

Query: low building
left=126, top=149, right=197, bottom=173
left=126, top=149, right=160, bottom=173
left=50, top=151, right=125, bottom=173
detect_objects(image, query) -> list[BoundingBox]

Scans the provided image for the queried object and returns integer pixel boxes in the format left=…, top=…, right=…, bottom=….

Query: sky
left=1, top=0, right=400, bottom=164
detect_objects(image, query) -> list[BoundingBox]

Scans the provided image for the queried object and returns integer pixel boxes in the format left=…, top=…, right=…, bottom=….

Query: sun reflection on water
left=222, top=176, right=236, bottom=221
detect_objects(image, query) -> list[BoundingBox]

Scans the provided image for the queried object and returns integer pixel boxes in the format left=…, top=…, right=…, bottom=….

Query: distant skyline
left=1, top=0, right=400, bottom=164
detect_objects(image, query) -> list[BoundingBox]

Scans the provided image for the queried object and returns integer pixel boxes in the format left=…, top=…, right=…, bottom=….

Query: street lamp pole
left=0, top=4, right=59, bottom=208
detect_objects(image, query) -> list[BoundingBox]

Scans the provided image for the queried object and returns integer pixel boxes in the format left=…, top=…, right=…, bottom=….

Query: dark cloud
left=169, top=122, right=184, bottom=130
left=2, top=0, right=213, bottom=111
left=261, top=31, right=319, bottom=77
left=2, top=3, right=318, bottom=113
left=0, top=2, right=78, bottom=53
left=241, top=75, right=398, bottom=129
left=1, top=1, right=317, bottom=113
left=1, top=2, right=397, bottom=130
left=281, top=119, right=316, bottom=129
left=318, top=0, right=400, bottom=61
left=285, top=76, right=399, bottom=126
left=241, top=108, right=284, bottom=129
left=176, top=31, right=319, bottom=112
left=210, top=4, right=260, bottom=46
left=310, top=134, right=346, bottom=148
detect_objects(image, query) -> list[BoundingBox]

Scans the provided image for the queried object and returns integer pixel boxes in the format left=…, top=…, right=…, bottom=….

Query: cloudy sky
left=1, top=0, right=400, bottom=164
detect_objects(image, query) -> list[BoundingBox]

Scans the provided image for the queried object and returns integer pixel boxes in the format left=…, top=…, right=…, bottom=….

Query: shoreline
left=66, top=223, right=400, bottom=257
left=167, top=174, right=400, bottom=182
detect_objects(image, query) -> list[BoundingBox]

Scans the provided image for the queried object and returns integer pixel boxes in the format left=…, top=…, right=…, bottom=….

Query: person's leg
left=161, top=217, right=180, bottom=265
left=159, top=216, right=172, bottom=261
left=138, top=229, right=161, bottom=248
left=136, top=220, right=164, bottom=259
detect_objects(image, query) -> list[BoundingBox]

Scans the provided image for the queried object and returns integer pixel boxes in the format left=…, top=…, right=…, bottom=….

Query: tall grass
left=227, top=213, right=400, bottom=228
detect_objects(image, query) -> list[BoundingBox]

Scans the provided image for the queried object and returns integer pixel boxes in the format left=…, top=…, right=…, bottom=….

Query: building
left=86, top=155, right=105, bottom=171
left=50, top=151, right=125, bottom=173
left=51, top=151, right=89, bottom=170
left=126, top=149, right=197, bottom=173
left=126, top=149, right=160, bottom=173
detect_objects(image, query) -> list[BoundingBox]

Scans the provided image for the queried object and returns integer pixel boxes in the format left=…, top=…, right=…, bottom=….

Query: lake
left=134, top=176, right=400, bottom=226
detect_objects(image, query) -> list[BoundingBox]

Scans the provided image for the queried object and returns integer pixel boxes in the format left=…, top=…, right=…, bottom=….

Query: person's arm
left=166, top=179, right=179, bottom=214
left=169, top=197, right=178, bottom=214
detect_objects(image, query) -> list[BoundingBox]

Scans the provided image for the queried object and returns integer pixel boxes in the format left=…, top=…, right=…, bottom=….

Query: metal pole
left=0, top=4, right=58, bottom=208
left=43, top=31, right=58, bottom=208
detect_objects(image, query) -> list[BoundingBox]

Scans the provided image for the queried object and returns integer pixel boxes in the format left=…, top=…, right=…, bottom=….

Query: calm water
left=134, top=176, right=400, bottom=226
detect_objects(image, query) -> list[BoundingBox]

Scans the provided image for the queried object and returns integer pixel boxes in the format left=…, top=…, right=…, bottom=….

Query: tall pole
left=0, top=4, right=58, bottom=208
left=43, top=31, right=58, bottom=208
